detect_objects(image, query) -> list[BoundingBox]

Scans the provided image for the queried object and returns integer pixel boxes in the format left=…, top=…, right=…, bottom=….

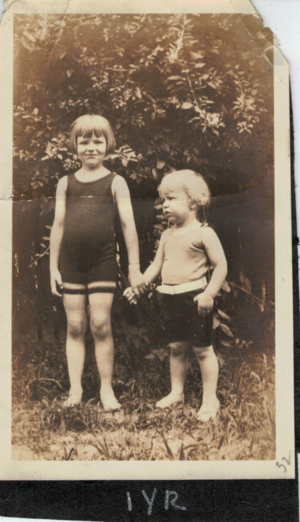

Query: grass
left=12, top=324, right=275, bottom=461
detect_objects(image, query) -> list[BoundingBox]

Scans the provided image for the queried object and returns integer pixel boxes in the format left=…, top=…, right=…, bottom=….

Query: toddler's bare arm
left=194, top=227, right=227, bottom=316
left=143, top=235, right=165, bottom=285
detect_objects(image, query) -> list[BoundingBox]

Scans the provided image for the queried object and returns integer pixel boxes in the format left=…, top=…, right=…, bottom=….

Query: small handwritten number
left=276, top=451, right=291, bottom=473
left=276, top=462, right=286, bottom=473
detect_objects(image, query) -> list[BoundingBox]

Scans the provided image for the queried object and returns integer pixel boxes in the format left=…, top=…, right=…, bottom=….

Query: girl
left=125, top=170, right=227, bottom=421
left=50, top=114, right=145, bottom=409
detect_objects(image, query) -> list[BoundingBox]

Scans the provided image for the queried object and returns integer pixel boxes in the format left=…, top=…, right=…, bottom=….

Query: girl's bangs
left=77, top=125, right=105, bottom=139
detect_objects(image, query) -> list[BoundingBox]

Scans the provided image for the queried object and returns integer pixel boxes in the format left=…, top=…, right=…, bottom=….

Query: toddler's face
left=162, top=189, right=194, bottom=225
left=76, top=133, right=107, bottom=170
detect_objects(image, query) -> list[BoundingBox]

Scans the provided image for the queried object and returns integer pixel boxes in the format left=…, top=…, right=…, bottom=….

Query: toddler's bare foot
left=100, top=390, right=121, bottom=411
left=63, top=391, right=82, bottom=408
left=156, top=392, right=184, bottom=409
left=197, top=399, right=220, bottom=422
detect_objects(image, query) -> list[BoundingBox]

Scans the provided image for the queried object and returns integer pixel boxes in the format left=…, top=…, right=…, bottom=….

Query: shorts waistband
left=156, top=277, right=207, bottom=295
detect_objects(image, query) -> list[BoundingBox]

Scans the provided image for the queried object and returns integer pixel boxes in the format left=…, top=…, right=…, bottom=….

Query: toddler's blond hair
left=158, top=170, right=211, bottom=209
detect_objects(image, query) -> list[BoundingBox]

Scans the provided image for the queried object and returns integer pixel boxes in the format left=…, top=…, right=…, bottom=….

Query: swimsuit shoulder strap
left=65, top=173, right=76, bottom=196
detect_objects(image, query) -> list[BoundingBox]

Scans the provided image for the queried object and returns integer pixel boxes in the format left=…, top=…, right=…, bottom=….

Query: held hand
left=123, top=287, right=138, bottom=305
left=50, top=269, right=63, bottom=297
left=128, top=267, right=147, bottom=296
left=193, top=291, right=214, bottom=317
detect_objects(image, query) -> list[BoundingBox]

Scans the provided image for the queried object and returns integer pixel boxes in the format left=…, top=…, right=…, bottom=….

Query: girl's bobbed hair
left=158, top=170, right=211, bottom=209
left=69, top=114, right=116, bottom=155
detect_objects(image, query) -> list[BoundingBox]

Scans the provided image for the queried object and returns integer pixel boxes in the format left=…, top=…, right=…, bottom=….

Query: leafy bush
left=13, top=15, right=275, bottom=396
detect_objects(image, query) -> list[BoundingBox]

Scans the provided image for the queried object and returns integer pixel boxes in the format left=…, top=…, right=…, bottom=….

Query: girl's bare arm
left=194, top=227, right=227, bottom=316
left=123, top=235, right=164, bottom=305
left=113, top=175, right=146, bottom=294
left=50, top=176, right=67, bottom=297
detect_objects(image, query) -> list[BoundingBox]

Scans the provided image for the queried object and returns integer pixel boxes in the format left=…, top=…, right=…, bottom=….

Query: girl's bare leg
left=192, top=344, right=220, bottom=421
left=156, top=341, right=190, bottom=408
left=63, top=288, right=88, bottom=406
left=89, top=291, right=120, bottom=411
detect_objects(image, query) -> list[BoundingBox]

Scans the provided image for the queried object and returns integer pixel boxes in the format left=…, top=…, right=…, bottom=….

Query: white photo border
left=0, top=0, right=294, bottom=479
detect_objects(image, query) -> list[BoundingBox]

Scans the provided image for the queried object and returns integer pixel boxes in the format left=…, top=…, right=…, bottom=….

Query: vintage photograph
left=0, top=0, right=294, bottom=479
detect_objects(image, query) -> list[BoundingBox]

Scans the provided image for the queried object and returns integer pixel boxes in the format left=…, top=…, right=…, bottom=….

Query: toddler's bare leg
left=156, top=341, right=190, bottom=408
left=89, top=292, right=121, bottom=411
left=63, top=289, right=88, bottom=406
left=192, top=344, right=219, bottom=421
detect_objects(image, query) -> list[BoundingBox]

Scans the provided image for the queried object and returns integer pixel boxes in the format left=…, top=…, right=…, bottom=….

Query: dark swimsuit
left=59, top=172, right=118, bottom=293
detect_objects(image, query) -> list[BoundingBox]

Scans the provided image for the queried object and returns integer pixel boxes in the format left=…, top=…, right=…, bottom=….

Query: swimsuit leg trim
left=62, top=288, right=87, bottom=295
left=62, top=282, right=87, bottom=295
left=87, top=281, right=117, bottom=294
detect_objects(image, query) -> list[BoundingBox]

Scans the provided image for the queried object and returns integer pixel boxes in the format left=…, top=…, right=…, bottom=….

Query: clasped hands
left=127, top=268, right=148, bottom=302
left=124, top=277, right=214, bottom=317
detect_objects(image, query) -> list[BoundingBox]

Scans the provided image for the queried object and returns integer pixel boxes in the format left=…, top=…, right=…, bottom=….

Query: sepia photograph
left=0, top=0, right=294, bottom=479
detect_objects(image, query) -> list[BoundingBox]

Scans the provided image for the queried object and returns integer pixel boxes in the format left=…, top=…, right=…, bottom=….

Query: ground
left=12, top=338, right=275, bottom=461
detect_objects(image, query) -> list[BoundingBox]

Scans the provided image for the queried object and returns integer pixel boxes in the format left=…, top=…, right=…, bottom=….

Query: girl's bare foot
left=100, top=390, right=121, bottom=411
left=197, top=399, right=220, bottom=422
left=156, top=392, right=184, bottom=409
left=63, top=391, right=82, bottom=408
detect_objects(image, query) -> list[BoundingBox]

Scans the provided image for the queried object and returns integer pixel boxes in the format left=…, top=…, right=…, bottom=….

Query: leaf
left=21, top=36, right=37, bottom=51
left=244, top=276, right=251, bottom=293
left=220, top=340, right=232, bottom=348
left=160, top=431, right=174, bottom=459
left=156, top=160, right=165, bottom=169
left=181, top=102, right=193, bottom=110
left=217, top=309, right=231, bottom=321
left=220, top=323, right=234, bottom=337
left=166, top=75, right=183, bottom=81
left=132, top=338, right=141, bottom=350
left=213, top=314, right=220, bottom=329
left=145, top=348, right=168, bottom=362
left=179, top=442, right=184, bottom=460
left=221, top=280, right=231, bottom=293
left=66, top=69, right=73, bottom=78
left=23, top=30, right=36, bottom=43
left=250, top=371, right=261, bottom=383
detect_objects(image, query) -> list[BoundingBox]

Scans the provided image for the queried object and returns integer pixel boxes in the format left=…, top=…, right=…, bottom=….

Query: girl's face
left=76, top=133, right=107, bottom=170
left=162, top=189, right=195, bottom=226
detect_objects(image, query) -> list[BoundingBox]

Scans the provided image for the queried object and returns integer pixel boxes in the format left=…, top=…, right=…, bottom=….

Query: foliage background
left=13, top=14, right=274, bottom=397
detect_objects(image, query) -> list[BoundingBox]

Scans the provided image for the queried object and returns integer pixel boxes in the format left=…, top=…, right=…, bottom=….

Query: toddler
left=125, top=170, right=227, bottom=421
